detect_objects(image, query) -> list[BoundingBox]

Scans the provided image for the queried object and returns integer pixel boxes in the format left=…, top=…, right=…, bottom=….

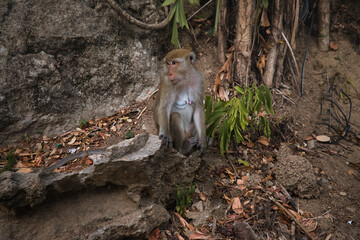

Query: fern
left=206, top=84, right=274, bottom=156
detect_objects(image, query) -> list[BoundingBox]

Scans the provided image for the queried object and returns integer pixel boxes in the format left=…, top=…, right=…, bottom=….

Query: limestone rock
left=0, top=0, right=164, bottom=144
left=0, top=133, right=202, bottom=239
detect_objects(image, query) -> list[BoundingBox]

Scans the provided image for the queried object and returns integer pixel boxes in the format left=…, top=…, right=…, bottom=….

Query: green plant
left=175, top=184, right=195, bottom=214
left=205, top=84, right=274, bottom=156
left=126, top=130, right=135, bottom=139
left=24, top=133, right=31, bottom=142
left=162, top=0, right=199, bottom=48
left=78, top=118, right=89, bottom=129
left=0, top=151, right=17, bottom=173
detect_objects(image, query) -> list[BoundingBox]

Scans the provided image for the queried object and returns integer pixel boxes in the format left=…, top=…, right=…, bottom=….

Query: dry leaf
left=68, top=136, right=77, bottom=145
left=330, top=41, right=338, bottom=50
left=256, top=53, right=266, bottom=75
left=243, top=141, right=255, bottom=148
left=288, top=209, right=317, bottom=232
left=14, top=161, right=24, bottom=168
left=17, top=168, right=33, bottom=173
left=50, top=147, right=58, bottom=156
left=222, top=194, right=232, bottom=203
left=348, top=170, right=356, bottom=176
left=174, top=232, right=185, bottom=240
left=148, top=227, right=160, bottom=240
left=232, top=197, right=244, bottom=214
left=188, top=230, right=208, bottom=240
left=316, top=135, right=330, bottom=142
left=236, top=179, right=247, bottom=191
left=304, top=136, right=313, bottom=141
left=174, top=212, right=195, bottom=231
left=110, top=125, right=117, bottom=132
left=85, top=157, right=93, bottom=166
left=199, top=192, right=206, bottom=201
left=258, top=136, right=270, bottom=146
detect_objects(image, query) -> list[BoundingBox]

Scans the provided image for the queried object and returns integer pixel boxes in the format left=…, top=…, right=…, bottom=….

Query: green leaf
left=126, top=130, right=134, bottom=139
left=205, top=108, right=227, bottom=125
left=206, top=117, right=222, bottom=138
left=262, top=0, right=269, bottom=8
left=234, top=125, right=244, bottom=143
left=162, top=0, right=177, bottom=6
left=334, top=56, right=341, bottom=61
left=205, top=95, right=213, bottom=120
left=171, top=20, right=179, bottom=48
left=234, top=86, right=245, bottom=94
left=238, top=158, right=250, bottom=166
left=168, top=4, right=177, bottom=21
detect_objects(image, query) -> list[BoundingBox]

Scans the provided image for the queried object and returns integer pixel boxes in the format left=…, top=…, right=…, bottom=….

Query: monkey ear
left=189, top=52, right=196, bottom=64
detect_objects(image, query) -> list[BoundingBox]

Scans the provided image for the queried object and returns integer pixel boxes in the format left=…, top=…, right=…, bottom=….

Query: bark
left=317, top=0, right=330, bottom=51
left=263, top=0, right=283, bottom=88
left=234, top=0, right=254, bottom=85
left=217, top=0, right=227, bottom=64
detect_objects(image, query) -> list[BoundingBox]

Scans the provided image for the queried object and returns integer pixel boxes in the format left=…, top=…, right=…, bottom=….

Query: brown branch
left=104, top=0, right=169, bottom=30
left=270, top=196, right=316, bottom=240
left=217, top=0, right=227, bottom=63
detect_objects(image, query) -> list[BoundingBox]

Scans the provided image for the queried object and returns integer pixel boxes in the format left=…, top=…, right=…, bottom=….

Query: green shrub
left=175, top=184, right=195, bottom=214
left=205, top=84, right=274, bottom=155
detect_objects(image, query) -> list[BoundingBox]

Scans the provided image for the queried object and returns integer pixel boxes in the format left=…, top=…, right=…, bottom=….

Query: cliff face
left=0, top=0, right=164, bottom=144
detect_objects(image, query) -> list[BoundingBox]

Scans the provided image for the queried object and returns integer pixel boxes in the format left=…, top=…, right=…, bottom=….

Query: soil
left=1, top=3, right=360, bottom=240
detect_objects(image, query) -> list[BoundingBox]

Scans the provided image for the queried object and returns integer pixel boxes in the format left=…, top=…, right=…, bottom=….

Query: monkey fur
left=153, top=49, right=206, bottom=156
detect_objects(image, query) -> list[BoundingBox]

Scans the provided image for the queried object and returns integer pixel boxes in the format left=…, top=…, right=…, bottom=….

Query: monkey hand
left=159, top=134, right=173, bottom=148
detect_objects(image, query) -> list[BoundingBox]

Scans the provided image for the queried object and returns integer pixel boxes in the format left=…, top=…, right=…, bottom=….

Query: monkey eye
left=167, top=61, right=176, bottom=65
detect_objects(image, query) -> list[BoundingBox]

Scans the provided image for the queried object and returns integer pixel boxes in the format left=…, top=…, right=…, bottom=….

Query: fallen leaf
left=148, top=227, right=160, bottom=240
left=17, top=168, right=33, bottom=173
left=348, top=170, right=356, bottom=176
left=256, top=53, right=266, bottom=75
left=85, top=157, right=93, bottom=166
left=199, top=192, right=206, bottom=201
left=304, top=136, right=313, bottom=141
left=316, top=135, right=331, bottom=143
left=232, top=197, right=244, bottom=214
left=330, top=41, right=338, bottom=50
left=13, top=161, right=24, bottom=168
left=174, top=212, right=194, bottom=231
left=68, top=136, right=77, bottom=145
left=288, top=209, right=317, bottom=232
left=242, top=141, right=255, bottom=148
left=110, top=125, right=117, bottom=132
left=258, top=136, right=270, bottom=146
left=236, top=179, right=247, bottom=191
left=50, top=148, right=58, bottom=156
left=188, top=230, right=208, bottom=239
left=174, top=232, right=185, bottom=240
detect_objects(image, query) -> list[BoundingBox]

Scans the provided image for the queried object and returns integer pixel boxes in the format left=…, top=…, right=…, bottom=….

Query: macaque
left=153, top=49, right=206, bottom=156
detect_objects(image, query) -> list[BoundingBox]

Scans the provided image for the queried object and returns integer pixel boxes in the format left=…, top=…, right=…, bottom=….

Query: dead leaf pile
left=0, top=102, right=149, bottom=173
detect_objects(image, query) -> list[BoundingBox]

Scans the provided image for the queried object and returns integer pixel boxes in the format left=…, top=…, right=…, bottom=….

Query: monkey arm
left=157, top=87, right=176, bottom=147
left=193, top=105, right=206, bottom=156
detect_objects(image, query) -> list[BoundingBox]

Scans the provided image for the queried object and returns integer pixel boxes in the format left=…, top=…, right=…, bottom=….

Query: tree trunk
left=234, top=0, right=254, bottom=86
left=217, top=0, right=227, bottom=64
left=263, top=0, right=283, bottom=87
left=317, top=0, right=330, bottom=51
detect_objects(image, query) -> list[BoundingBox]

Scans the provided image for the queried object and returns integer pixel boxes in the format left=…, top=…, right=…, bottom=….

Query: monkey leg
left=170, top=112, right=197, bottom=155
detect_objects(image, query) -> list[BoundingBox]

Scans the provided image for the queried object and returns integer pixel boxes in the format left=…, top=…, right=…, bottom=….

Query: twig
left=187, top=0, right=213, bottom=21
left=136, top=106, right=147, bottom=120
left=147, top=89, right=158, bottom=100
left=281, top=31, right=301, bottom=86
left=211, top=216, right=217, bottom=236
left=269, top=196, right=316, bottom=240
